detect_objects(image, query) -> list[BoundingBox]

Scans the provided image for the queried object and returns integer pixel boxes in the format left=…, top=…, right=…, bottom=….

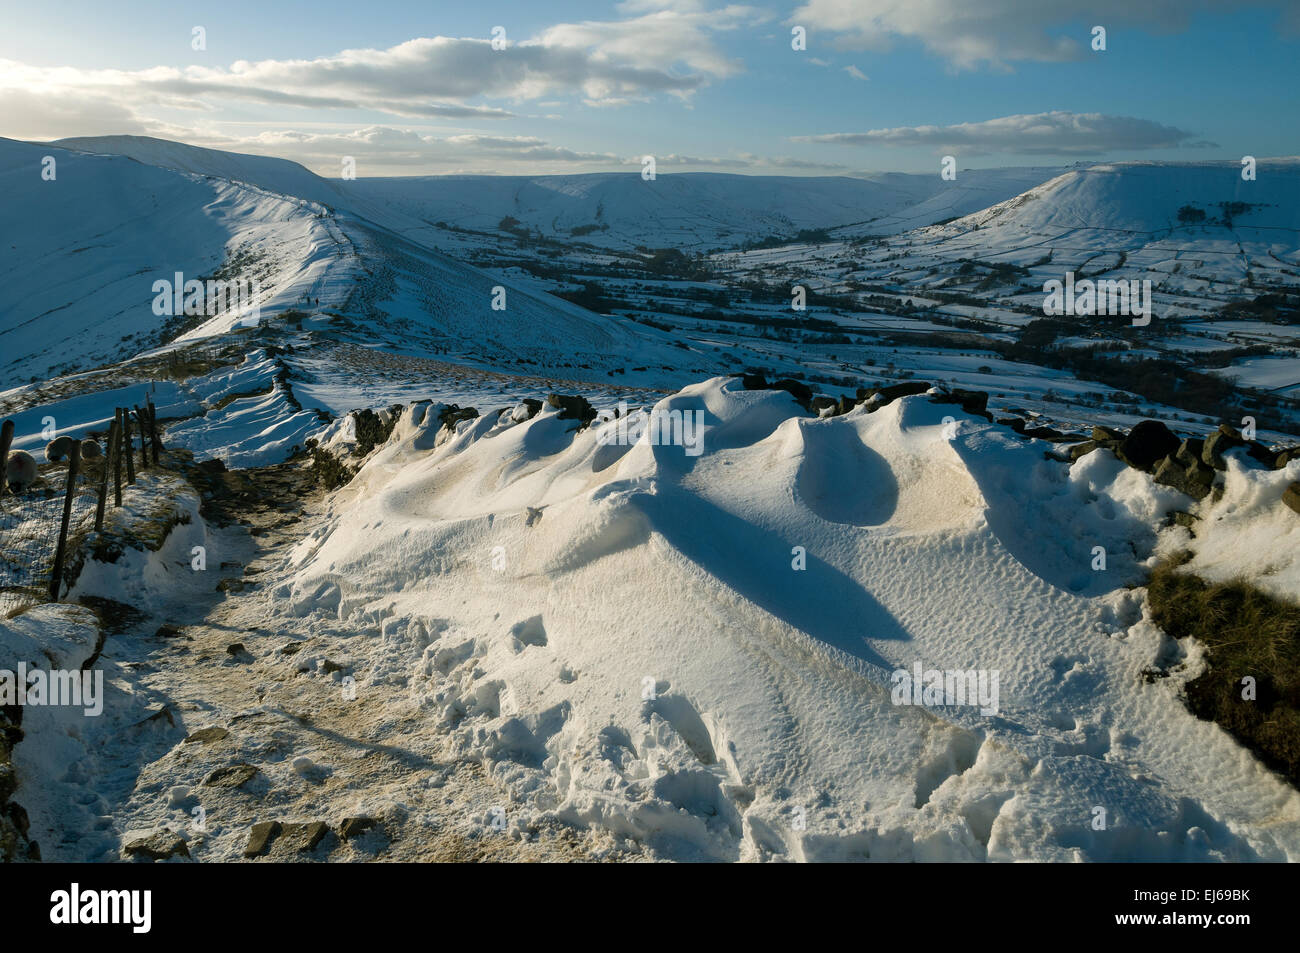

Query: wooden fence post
left=113, top=409, right=124, bottom=505
left=49, top=441, right=81, bottom=601
left=146, top=397, right=161, bottom=464
left=133, top=406, right=149, bottom=470
left=95, top=418, right=119, bottom=532
left=122, top=408, right=136, bottom=485
left=0, top=419, right=13, bottom=497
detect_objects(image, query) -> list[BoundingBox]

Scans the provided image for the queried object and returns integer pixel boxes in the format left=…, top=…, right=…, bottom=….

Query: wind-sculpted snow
left=280, top=379, right=1300, bottom=861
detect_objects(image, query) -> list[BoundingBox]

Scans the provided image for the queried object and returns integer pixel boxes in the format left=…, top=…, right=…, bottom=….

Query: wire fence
left=0, top=401, right=163, bottom=617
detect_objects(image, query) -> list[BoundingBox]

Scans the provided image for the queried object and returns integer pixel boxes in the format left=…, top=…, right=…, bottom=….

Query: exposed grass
left=1147, top=553, right=1300, bottom=787
left=310, top=447, right=352, bottom=491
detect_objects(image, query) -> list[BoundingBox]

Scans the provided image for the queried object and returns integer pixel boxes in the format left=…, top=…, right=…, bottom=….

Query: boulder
left=1283, top=482, right=1300, bottom=516
left=1091, top=426, right=1125, bottom=442
left=510, top=399, right=543, bottom=423
left=339, top=816, right=379, bottom=840
left=771, top=378, right=813, bottom=408
left=1174, top=437, right=1205, bottom=469
left=1068, top=441, right=1099, bottom=461
left=1246, top=442, right=1277, bottom=468
left=203, top=763, right=259, bottom=788
left=438, top=404, right=480, bottom=431
left=869, top=381, right=932, bottom=409
left=124, top=829, right=190, bottom=861
left=244, top=821, right=282, bottom=858
left=810, top=395, right=839, bottom=417
left=1202, top=425, right=1245, bottom=470
left=545, top=394, right=597, bottom=426
left=1117, top=420, right=1181, bottom=471
left=282, top=821, right=330, bottom=852
left=998, top=417, right=1027, bottom=435
left=1152, top=455, right=1214, bottom=501
left=183, top=726, right=229, bottom=745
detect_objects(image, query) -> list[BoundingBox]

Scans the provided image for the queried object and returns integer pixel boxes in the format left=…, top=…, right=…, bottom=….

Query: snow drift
left=280, top=380, right=1300, bottom=861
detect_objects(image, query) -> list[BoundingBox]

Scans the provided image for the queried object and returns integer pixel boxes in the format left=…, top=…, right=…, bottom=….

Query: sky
left=0, top=0, right=1297, bottom=177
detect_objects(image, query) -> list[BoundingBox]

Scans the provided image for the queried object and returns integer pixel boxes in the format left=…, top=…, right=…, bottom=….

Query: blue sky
left=1, top=0, right=1296, bottom=176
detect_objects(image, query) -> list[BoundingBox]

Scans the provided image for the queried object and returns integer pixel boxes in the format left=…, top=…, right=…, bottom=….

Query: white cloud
left=0, top=4, right=768, bottom=145
left=843, top=65, right=868, bottom=80
left=789, top=0, right=1290, bottom=70
left=793, top=111, right=1214, bottom=155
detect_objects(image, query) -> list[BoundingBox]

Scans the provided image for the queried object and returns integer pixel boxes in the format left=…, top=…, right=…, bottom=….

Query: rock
left=183, top=726, right=229, bottom=745
left=226, top=642, right=247, bottom=657
left=1273, top=447, right=1299, bottom=470
left=133, top=707, right=174, bottom=728
left=1117, top=420, right=1181, bottom=471
left=1022, top=425, right=1065, bottom=441
left=321, top=659, right=347, bottom=674
left=1174, top=437, right=1205, bottom=469
left=282, top=821, right=330, bottom=852
left=1152, top=455, right=1214, bottom=501
left=740, top=372, right=769, bottom=390
left=510, top=399, right=542, bottom=423
left=1092, top=426, right=1124, bottom=442
left=1202, top=425, right=1245, bottom=470
left=810, top=395, right=839, bottom=417
left=545, top=394, right=597, bottom=426
left=244, top=821, right=282, bottom=857
left=204, top=763, right=259, bottom=788
left=998, top=417, right=1027, bottom=435
left=949, top=389, right=989, bottom=414
left=868, top=381, right=931, bottom=410
left=339, top=816, right=378, bottom=840
left=438, top=404, right=480, bottom=430
left=124, top=829, right=190, bottom=861
left=1283, top=482, right=1300, bottom=516
left=1171, top=511, right=1199, bottom=529
left=280, top=641, right=305, bottom=655
left=1068, top=441, right=1099, bottom=461
left=770, top=378, right=813, bottom=408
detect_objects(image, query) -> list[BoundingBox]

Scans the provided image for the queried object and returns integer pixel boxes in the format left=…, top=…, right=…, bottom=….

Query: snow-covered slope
left=921, top=160, right=1300, bottom=287
left=2, top=136, right=700, bottom=387
left=345, top=168, right=1064, bottom=251
left=0, top=136, right=358, bottom=379
left=54, top=135, right=351, bottom=209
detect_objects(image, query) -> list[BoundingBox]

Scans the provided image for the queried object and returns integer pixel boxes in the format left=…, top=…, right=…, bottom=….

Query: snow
left=1167, top=452, right=1300, bottom=603
left=4, top=134, right=1300, bottom=864
left=273, top=381, right=1300, bottom=861
left=3, top=381, right=196, bottom=462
